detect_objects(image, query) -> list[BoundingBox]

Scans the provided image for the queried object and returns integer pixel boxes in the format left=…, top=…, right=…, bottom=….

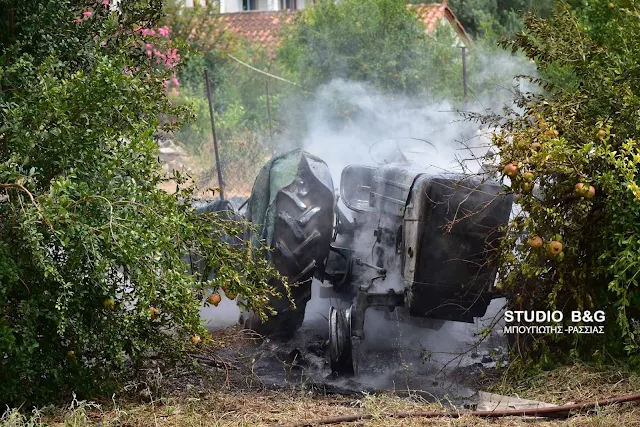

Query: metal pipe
left=204, top=68, right=225, bottom=200
left=355, top=258, right=386, bottom=275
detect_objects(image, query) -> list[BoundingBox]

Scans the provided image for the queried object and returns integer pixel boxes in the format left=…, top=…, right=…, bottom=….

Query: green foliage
left=406, top=0, right=584, bottom=39
left=159, top=3, right=290, bottom=194
left=278, top=0, right=534, bottom=106
left=0, top=0, right=282, bottom=406
left=279, top=0, right=437, bottom=95
left=456, top=0, right=555, bottom=38
left=481, top=0, right=640, bottom=362
left=173, top=47, right=287, bottom=152
left=274, top=0, right=534, bottom=144
left=274, top=0, right=473, bottom=142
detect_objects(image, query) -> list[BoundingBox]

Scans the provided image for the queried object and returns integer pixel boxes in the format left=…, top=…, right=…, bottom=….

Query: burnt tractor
left=230, top=147, right=513, bottom=375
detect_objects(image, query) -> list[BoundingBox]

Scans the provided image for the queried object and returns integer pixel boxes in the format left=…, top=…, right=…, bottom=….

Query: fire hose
left=281, top=392, right=640, bottom=426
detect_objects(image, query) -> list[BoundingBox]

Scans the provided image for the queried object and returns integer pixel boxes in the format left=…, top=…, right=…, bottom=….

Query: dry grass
left=495, top=364, right=640, bottom=405
left=3, top=363, right=640, bottom=427
left=4, top=392, right=637, bottom=427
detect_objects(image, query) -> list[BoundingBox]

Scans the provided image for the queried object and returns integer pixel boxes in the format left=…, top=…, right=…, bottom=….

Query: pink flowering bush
left=72, top=2, right=183, bottom=96
left=134, top=25, right=182, bottom=95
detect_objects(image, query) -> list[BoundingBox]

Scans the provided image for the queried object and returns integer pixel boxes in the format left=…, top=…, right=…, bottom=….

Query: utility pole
left=265, top=78, right=274, bottom=141
left=461, top=45, right=468, bottom=107
left=204, top=68, right=225, bottom=200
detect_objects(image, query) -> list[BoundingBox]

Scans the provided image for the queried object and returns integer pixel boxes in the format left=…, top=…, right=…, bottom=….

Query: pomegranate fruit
left=528, top=235, right=543, bottom=248
left=585, top=186, right=596, bottom=199
left=547, top=240, right=563, bottom=256
left=207, top=293, right=222, bottom=307
left=503, top=163, right=518, bottom=177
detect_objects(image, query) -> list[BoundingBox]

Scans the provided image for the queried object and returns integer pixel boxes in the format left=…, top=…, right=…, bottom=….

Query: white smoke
left=299, top=79, right=468, bottom=178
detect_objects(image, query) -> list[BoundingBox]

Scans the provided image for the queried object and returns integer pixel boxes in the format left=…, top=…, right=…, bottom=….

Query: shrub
left=479, top=0, right=640, bottom=364
left=0, top=0, right=280, bottom=406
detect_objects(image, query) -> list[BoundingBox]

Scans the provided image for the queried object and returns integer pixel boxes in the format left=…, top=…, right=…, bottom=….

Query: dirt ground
left=4, top=327, right=640, bottom=427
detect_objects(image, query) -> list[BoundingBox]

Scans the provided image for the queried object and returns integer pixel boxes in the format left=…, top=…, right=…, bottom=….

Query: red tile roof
left=221, top=10, right=296, bottom=54
left=407, top=2, right=471, bottom=46
left=220, top=3, right=470, bottom=55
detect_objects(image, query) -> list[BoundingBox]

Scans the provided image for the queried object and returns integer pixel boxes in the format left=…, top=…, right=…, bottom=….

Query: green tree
left=275, top=0, right=483, bottom=145
left=0, top=0, right=280, bottom=406
left=278, top=0, right=437, bottom=95
left=449, top=0, right=557, bottom=38
left=275, top=0, right=534, bottom=144
left=480, top=0, right=640, bottom=364
left=404, top=0, right=585, bottom=39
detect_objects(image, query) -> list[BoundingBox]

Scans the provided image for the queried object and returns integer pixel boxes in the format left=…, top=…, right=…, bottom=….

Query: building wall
left=219, top=0, right=307, bottom=12
left=220, top=0, right=241, bottom=12
left=183, top=0, right=208, bottom=6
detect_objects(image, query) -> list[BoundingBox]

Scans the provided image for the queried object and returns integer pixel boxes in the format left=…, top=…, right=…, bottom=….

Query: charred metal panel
left=403, top=174, right=513, bottom=322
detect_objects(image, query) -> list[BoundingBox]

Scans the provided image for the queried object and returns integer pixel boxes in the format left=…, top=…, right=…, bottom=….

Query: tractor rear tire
left=241, top=153, right=334, bottom=339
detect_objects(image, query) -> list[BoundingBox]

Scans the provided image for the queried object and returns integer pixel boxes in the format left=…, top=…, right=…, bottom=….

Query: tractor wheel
left=241, top=153, right=334, bottom=339
left=329, top=306, right=356, bottom=375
